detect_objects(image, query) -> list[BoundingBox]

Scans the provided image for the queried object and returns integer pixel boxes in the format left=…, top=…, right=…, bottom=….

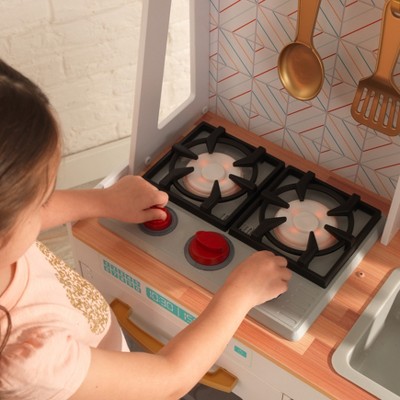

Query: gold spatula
left=351, top=0, right=400, bottom=136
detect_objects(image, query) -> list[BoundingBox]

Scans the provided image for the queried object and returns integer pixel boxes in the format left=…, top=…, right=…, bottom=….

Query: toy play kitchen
left=71, top=1, right=400, bottom=399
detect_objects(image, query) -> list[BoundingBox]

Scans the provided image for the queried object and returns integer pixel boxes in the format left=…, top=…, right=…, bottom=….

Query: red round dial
left=188, top=231, right=230, bottom=266
left=143, top=207, right=172, bottom=231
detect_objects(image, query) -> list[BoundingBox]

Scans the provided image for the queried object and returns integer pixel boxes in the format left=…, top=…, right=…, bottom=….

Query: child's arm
left=70, top=251, right=292, bottom=400
left=40, top=176, right=169, bottom=230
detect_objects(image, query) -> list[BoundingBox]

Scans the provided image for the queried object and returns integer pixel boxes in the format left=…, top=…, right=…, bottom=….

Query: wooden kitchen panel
left=72, top=114, right=400, bottom=400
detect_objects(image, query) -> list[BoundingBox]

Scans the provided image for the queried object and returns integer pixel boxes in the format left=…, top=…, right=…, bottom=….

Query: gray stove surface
left=100, top=203, right=383, bottom=341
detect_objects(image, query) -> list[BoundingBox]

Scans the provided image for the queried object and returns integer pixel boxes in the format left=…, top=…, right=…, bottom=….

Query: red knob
left=189, top=231, right=230, bottom=266
left=143, top=207, right=172, bottom=231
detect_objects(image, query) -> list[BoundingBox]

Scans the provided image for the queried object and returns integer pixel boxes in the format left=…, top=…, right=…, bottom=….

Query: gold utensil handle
left=296, top=0, right=322, bottom=45
left=374, top=0, right=400, bottom=81
left=110, top=299, right=238, bottom=393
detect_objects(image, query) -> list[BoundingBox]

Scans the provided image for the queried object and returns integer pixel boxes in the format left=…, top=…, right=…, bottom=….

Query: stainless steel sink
left=332, top=268, right=400, bottom=400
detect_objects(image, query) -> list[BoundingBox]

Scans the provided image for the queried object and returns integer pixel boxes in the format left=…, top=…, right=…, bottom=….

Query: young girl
left=0, top=59, right=292, bottom=400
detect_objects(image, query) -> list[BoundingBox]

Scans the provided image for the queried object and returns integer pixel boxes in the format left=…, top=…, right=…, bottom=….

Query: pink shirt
left=0, top=242, right=128, bottom=400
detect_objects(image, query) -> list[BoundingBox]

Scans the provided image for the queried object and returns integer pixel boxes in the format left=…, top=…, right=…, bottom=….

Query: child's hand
left=103, top=175, right=168, bottom=224
left=221, top=251, right=291, bottom=309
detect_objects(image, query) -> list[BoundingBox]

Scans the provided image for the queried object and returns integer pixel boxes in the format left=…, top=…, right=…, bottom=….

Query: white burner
left=274, top=199, right=338, bottom=250
left=183, top=152, right=243, bottom=197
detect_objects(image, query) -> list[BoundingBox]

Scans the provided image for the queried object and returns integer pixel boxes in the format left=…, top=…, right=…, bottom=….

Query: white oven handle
left=111, top=299, right=238, bottom=393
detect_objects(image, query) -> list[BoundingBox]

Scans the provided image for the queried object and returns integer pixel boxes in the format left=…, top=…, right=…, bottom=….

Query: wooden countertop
left=72, top=113, right=399, bottom=400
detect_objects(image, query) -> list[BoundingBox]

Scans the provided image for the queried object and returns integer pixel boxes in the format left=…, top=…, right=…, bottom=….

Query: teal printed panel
left=234, top=345, right=247, bottom=359
left=146, top=287, right=196, bottom=324
left=103, top=259, right=141, bottom=293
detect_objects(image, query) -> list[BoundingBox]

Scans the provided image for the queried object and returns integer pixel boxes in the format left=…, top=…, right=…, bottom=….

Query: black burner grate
left=143, top=122, right=284, bottom=230
left=229, top=166, right=382, bottom=288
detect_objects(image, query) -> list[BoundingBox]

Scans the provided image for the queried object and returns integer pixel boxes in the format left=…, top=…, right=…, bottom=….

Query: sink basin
left=332, top=268, right=400, bottom=400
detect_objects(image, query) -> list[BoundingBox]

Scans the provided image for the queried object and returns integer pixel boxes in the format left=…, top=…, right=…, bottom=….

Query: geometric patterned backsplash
left=208, top=0, right=400, bottom=200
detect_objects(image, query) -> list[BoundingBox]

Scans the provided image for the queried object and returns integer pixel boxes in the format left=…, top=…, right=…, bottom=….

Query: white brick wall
left=1, top=0, right=141, bottom=156
left=1, top=0, right=189, bottom=158
left=1, top=0, right=190, bottom=187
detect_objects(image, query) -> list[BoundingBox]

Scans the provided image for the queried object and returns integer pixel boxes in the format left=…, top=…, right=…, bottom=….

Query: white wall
left=1, top=0, right=189, bottom=188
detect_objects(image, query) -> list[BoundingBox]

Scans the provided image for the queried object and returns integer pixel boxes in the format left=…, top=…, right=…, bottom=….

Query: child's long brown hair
left=0, top=59, right=61, bottom=354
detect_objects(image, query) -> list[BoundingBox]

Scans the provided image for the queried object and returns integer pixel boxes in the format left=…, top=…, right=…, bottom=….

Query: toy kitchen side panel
left=71, top=236, right=286, bottom=400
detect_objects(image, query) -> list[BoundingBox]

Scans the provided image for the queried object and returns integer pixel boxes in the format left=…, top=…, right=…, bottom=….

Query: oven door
left=111, top=299, right=242, bottom=400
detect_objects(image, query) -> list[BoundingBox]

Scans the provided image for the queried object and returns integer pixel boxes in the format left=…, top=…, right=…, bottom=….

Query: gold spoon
left=278, top=0, right=324, bottom=101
